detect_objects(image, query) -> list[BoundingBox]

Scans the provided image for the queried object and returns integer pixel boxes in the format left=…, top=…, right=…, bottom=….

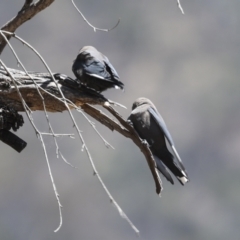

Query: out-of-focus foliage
left=0, top=0, right=240, bottom=239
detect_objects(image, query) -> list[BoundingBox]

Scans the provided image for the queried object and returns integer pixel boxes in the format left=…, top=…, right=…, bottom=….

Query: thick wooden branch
left=0, top=67, right=108, bottom=112
left=0, top=0, right=55, bottom=54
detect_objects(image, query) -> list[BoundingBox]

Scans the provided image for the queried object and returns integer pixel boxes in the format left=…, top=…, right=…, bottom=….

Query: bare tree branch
left=0, top=68, right=107, bottom=111
left=0, top=59, right=65, bottom=232
left=177, top=0, right=185, bottom=14
left=71, top=0, right=120, bottom=32
left=0, top=0, right=55, bottom=54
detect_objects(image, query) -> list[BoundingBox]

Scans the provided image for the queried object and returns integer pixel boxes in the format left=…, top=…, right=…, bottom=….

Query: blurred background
left=1, top=0, right=240, bottom=239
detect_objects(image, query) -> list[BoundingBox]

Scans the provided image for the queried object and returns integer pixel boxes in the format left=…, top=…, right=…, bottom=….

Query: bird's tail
left=154, top=155, right=174, bottom=184
left=157, top=150, right=189, bottom=185
left=114, top=80, right=124, bottom=90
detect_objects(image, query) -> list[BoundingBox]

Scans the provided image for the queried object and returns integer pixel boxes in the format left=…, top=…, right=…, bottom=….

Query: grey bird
left=128, top=97, right=189, bottom=185
left=72, top=46, right=124, bottom=92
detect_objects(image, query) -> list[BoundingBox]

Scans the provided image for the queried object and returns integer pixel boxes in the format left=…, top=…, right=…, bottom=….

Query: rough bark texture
left=0, top=67, right=108, bottom=112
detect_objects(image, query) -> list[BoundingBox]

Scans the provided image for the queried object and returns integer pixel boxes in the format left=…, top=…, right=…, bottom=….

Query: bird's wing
left=148, top=107, right=187, bottom=173
left=84, top=59, right=119, bottom=83
left=103, top=56, right=120, bottom=80
left=153, top=155, right=174, bottom=184
left=148, top=107, right=174, bottom=144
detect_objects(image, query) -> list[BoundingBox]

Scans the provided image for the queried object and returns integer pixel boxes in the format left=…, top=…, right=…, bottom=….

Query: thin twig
left=0, top=30, right=63, bottom=158
left=76, top=107, right=114, bottom=149
left=73, top=104, right=114, bottom=149
left=71, top=0, right=120, bottom=32
left=0, top=32, right=65, bottom=231
left=80, top=104, right=163, bottom=195
left=41, top=133, right=75, bottom=137
left=59, top=151, right=77, bottom=169
left=38, top=133, right=63, bottom=230
left=68, top=105, right=140, bottom=234
left=177, top=0, right=184, bottom=14
left=0, top=0, right=55, bottom=54
left=0, top=59, right=64, bottom=231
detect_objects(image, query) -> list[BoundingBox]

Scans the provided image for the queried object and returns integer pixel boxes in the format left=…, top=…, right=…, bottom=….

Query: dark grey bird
left=128, top=97, right=189, bottom=185
left=72, top=46, right=124, bottom=92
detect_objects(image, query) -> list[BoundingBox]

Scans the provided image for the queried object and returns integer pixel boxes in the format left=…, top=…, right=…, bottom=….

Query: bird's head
left=132, top=97, right=154, bottom=110
left=79, top=46, right=97, bottom=54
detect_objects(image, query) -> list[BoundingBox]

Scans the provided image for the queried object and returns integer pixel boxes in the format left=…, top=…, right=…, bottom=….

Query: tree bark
left=0, top=67, right=108, bottom=112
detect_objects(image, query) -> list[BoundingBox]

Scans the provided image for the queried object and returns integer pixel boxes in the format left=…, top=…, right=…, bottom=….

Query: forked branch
left=0, top=0, right=55, bottom=54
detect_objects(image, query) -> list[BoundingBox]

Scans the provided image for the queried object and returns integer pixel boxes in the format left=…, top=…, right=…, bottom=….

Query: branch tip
left=177, top=0, right=184, bottom=14
left=71, top=0, right=120, bottom=32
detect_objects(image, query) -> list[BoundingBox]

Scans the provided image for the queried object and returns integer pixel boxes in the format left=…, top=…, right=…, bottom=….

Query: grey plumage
left=72, top=46, right=124, bottom=92
left=128, top=97, right=189, bottom=185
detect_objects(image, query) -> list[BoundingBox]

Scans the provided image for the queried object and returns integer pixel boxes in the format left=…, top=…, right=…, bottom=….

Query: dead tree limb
left=0, top=0, right=55, bottom=54
left=0, top=67, right=108, bottom=112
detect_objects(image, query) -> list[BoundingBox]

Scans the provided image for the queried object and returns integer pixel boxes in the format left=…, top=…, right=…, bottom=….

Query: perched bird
left=128, top=97, right=189, bottom=185
left=72, top=46, right=124, bottom=92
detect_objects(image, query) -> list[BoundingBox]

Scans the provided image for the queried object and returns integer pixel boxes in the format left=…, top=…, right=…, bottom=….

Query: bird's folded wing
left=103, top=57, right=120, bottom=80
left=154, top=155, right=174, bottom=184
left=148, top=107, right=174, bottom=145
left=148, top=107, right=186, bottom=172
